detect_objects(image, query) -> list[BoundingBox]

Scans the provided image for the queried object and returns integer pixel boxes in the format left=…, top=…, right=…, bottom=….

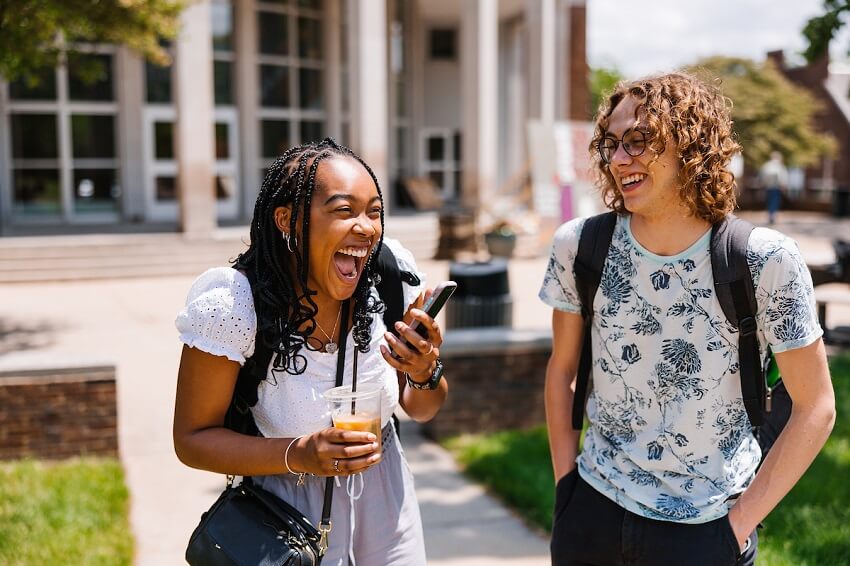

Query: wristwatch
left=406, top=359, right=444, bottom=390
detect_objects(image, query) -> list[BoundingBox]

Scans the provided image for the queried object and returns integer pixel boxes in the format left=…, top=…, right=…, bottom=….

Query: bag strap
left=710, top=215, right=764, bottom=426
left=572, top=212, right=618, bottom=430
left=318, top=298, right=351, bottom=551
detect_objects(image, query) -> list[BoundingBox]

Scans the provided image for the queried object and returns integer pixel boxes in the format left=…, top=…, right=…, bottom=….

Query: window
left=146, top=59, right=172, bottom=103
left=430, top=29, right=457, bottom=60
left=260, top=65, right=291, bottom=107
left=212, top=0, right=235, bottom=106
left=8, top=69, right=56, bottom=101
left=5, top=46, right=120, bottom=219
left=261, top=120, right=292, bottom=158
left=256, top=1, right=326, bottom=164
left=71, top=115, right=115, bottom=158
left=421, top=129, right=462, bottom=199
left=259, top=12, right=289, bottom=56
left=11, top=114, right=58, bottom=159
left=67, top=53, right=114, bottom=101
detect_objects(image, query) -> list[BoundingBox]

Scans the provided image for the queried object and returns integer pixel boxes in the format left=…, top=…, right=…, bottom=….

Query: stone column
left=116, top=48, right=146, bottom=222
left=324, top=0, right=343, bottom=142
left=348, top=0, right=389, bottom=203
left=236, top=0, right=259, bottom=221
left=460, top=0, right=498, bottom=212
left=526, top=0, right=557, bottom=126
left=175, top=0, right=217, bottom=237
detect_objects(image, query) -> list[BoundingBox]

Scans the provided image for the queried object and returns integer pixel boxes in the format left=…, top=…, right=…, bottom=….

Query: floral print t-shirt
left=538, top=214, right=822, bottom=524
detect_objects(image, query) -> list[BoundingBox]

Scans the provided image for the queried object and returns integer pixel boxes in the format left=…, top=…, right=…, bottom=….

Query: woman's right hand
left=292, top=428, right=381, bottom=476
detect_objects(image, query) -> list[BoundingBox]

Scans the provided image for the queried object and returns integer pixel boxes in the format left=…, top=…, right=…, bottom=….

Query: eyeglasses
left=597, top=128, right=647, bottom=164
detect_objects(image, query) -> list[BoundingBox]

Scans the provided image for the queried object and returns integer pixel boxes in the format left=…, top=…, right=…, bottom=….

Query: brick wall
left=421, top=328, right=552, bottom=439
left=0, top=365, right=118, bottom=460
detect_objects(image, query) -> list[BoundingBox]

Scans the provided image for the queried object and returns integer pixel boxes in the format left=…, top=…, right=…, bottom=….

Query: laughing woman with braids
left=173, top=139, right=446, bottom=565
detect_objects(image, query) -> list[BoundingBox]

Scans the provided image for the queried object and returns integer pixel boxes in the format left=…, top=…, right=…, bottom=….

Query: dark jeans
left=551, top=470, right=758, bottom=566
left=766, top=187, right=782, bottom=223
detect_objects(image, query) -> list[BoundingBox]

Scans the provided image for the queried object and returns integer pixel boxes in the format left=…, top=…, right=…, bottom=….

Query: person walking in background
left=173, top=138, right=448, bottom=565
left=539, top=73, right=835, bottom=565
left=759, top=151, right=789, bottom=224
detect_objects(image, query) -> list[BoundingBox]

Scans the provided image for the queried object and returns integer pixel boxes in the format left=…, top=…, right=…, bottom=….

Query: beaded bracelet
left=284, top=435, right=307, bottom=485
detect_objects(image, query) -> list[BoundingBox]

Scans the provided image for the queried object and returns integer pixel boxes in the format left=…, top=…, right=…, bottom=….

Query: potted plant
left=484, top=220, right=518, bottom=258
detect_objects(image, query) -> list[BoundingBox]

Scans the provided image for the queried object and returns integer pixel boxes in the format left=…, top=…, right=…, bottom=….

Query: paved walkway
left=0, top=209, right=847, bottom=565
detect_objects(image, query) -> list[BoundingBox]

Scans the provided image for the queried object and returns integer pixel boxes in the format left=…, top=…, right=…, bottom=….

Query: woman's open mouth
left=333, top=245, right=369, bottom=283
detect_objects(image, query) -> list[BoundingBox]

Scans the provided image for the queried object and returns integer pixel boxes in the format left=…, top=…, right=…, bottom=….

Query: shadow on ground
left=401, top=424, right=549, bottom=563
left=0, top=318, right=58, bottom=356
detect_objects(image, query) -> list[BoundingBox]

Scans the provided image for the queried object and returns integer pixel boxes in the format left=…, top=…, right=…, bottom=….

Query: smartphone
left=390, top=281, right=457, bottom=359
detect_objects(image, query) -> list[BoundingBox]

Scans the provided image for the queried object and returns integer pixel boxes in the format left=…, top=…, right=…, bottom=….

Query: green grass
left=0, top=458, right=133, bottom=565
left=445, top=353, right=850, bottom=564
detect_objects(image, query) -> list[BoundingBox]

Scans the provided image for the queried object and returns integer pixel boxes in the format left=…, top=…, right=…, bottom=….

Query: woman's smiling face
left=302, top=155, right=383, bottom=303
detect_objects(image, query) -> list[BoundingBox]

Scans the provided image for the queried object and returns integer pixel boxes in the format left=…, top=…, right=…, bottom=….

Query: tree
left=687, top=57, right=835, bottom=169
left=802, top=0, right=850, bottom=62
left=0, top=0, right=185, bottom=84
left=589, top=66, right=623, bottom=118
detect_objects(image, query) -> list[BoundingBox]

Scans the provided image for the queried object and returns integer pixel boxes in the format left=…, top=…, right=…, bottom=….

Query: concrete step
left=0, top=214, right=439, bottom=283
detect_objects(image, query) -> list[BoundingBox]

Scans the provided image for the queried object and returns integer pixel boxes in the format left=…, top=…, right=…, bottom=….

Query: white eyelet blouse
left=176, top=238, right=424, bottom=439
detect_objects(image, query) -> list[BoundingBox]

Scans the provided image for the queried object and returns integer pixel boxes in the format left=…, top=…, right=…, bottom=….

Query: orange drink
left=324, top=382, right=383, bottom=454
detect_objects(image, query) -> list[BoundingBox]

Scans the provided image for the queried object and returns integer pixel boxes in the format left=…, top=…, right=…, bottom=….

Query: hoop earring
left=282, top=231, right=296, bottom=253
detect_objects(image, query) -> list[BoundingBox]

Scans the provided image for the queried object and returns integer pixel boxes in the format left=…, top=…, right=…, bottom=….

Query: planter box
left=0, top=362, right=118, bottom=460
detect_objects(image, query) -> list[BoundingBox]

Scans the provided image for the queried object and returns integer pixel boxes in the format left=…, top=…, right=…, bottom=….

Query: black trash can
left=445, top=260, right=512, bottom=328
left=833, top=185, right=850, bottom=218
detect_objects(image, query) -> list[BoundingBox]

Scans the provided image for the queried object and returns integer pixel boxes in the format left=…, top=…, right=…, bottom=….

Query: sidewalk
left=0, top=209, right=846, bottom=565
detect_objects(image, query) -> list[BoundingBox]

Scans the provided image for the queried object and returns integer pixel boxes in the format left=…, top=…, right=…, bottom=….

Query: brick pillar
left=568, top=3, right=590, bottom=120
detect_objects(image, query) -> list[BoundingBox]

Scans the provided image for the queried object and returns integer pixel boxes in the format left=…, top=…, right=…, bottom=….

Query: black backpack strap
left=710, top=215, right=764, bottom=427
left=373, top=243, right=420, bottom=438
left=572, top=212, right=618, bottom=430
left=225, top=267, right=273, bottom=436
left=374, top=243, right=421, bottom=331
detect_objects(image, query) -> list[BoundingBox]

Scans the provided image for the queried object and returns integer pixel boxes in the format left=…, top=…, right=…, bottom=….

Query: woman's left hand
left=380, top=291, right=443, bottom=381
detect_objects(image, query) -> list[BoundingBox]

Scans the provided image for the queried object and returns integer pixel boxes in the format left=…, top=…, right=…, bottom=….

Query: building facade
left=761, top=51, right=850, bottom=209
left=0, top=0, right=587, bottom=235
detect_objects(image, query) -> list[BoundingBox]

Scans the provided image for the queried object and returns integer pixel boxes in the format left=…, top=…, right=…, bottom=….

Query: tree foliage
left=589, top=66, right=624, bottom=118
left=0, top=0, right=185, bottom=83
left=687, top=57, right=835, bottom=169
left=802, top=0, right=850, bottom=62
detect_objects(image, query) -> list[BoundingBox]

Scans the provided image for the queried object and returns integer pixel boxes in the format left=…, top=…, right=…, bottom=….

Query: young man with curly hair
left=539, top=73, right=835, bottom=565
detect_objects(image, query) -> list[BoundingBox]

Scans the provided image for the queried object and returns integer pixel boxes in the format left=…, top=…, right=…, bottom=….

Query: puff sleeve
left=175, top=267, right=257, bottom=364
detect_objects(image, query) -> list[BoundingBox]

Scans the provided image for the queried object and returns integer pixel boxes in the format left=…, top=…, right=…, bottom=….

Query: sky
left=587, top=0, right=849, bottom=78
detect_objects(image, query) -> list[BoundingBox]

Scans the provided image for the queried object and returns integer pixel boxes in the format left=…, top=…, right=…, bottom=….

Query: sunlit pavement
left=1, top=208, right=847, bottom=564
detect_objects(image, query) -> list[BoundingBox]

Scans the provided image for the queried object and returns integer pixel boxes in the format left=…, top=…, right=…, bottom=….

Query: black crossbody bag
left=185, top=301, right=352, bottom=566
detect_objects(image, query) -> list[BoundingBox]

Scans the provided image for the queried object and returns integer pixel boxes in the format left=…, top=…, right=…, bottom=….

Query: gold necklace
left=314, top=303, right=342, bottom=354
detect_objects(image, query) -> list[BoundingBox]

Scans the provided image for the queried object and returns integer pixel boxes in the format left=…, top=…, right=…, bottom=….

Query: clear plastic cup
left=324, top=382, right=383, bottom=452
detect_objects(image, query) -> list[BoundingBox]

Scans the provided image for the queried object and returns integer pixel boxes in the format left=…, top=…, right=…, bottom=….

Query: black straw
left=350, top=348, right=358, bottom=415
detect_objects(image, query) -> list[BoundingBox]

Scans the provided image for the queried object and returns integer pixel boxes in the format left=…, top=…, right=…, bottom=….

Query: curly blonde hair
left=589, top=72, right=741, bottom=224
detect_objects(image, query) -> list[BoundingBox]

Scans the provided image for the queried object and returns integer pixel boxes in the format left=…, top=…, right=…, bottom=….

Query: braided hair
left=234, top=138, right=386, bottom=376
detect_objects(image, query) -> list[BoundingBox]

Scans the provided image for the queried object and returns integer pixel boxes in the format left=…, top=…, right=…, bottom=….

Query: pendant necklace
left=314, top=303, right=342, bottom=354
